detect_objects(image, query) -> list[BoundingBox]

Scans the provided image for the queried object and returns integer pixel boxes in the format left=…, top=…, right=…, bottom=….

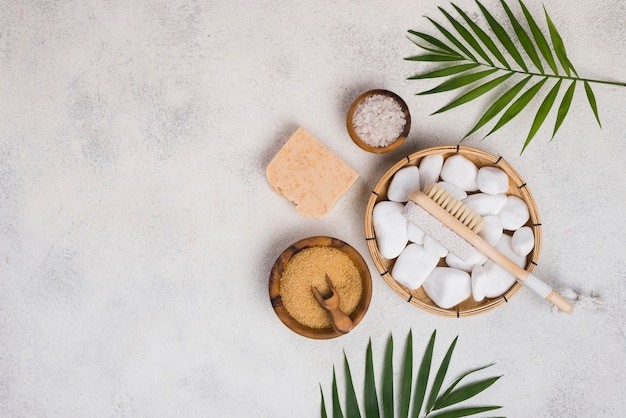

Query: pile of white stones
left=373, top=154, right=535, bottom=309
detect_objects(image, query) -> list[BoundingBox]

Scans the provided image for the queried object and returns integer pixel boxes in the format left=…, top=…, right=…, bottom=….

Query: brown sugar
left=280, top=246, right=363, bottom=329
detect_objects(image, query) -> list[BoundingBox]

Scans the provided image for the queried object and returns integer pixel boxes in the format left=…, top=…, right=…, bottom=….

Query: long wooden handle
left=410, top=191, right=574, bottom=314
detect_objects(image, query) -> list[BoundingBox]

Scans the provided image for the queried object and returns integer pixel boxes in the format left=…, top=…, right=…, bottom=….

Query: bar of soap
left=266, top=127, right=359, bottom=218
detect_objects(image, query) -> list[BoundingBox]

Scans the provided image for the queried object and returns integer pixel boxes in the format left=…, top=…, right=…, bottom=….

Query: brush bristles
left=423, top=183, right=485, bottom=233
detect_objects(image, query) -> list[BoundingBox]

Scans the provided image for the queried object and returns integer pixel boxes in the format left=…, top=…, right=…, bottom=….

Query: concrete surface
left=1, top=0, right=625, bottom=417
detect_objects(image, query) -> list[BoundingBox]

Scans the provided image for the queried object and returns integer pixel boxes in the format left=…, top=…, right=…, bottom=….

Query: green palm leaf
left=522, top=79, right=562, bottom=152
left=320, top=331, right=501, bottom=418
left=433, top=73, right=514, bottom=114
left=344, top=353, right=362, bottom=418
left=464, top=76, right=532, bottom=138
left=544, top=6, right=576, bottom=77
left=418, top=69, right=498, bottom=95
left=426, top=17, right=477, bottom=61
left=451, top=3, right=510, bottom=70
left=412, top=42, right=459, bottom=56
left=405, top=54, right=465, bottom=62
left=399, top=331, right=413, bottom=418
left=407, top=30, right=459, bottom=56
left=382, top=336, right=394, bottom=418
left=407, top=33, right=463, bottom=57
left=433, top=376, right=502, bottom=410
left=412, top=331, right=436, bottom=418
left=438, top=7, right=494, bottom=65
left=321, top=385, right=329, bottom=418
left=333, top=366, right=345, bottom=418
left=434, top=364, right=495, bottom=404
left=476, top=0, right=528, bottom=71
left=408, top=63, right=481, bottom=80
left=518, top=0, right=559, bottom=75
left=425, top=336, right=458, bottom=413
left=407, top=0, right=624, bottom=151
left=428, top=406, right=502, bottom=418
left=584, top=81, right=602, bottom=127
left=486, top=77, right=548, bottom=137
left=411, top=331, right=436, bottom=418
left=365, top=340, right=380, bottom=418
left=552, top=81, right=576, bottom=138
left=500, top=0, right=543, bottom=73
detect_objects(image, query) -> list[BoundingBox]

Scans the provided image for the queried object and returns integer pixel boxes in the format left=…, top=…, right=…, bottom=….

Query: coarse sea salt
left=352, top=94, right=406, bottom=147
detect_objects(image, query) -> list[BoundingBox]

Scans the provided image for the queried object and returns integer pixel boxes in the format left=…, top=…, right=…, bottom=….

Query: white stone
left=462, top=193, right=507, bottom=216
left=423, top=234, right=448, bottom=258
left=511, top=226, right=534, bottom=257
left=482, top=234, right=526, bottom=298
left=471, top=264, right=489, bottom=302
left=387, top=166, right=420, bottom=203
left=478, top=215, right=503, bottom=247
left=477, top=166, right=509, bottom=195
left=498, top=196, right=530, bottom=230
left=419, top=154, right=444, bottom=190
left=373, top=201, right=408, bottom=259
left=422, top=267, right=472, bottom=309
left=445, top=249, right=488, bottom=273
left=437, top=181, right=467, bottom=200
left=391, top=243, right=440, bottom=289
left=440, top=154, right=479, bottom=192
left=408, top=222, right=425, bottom=245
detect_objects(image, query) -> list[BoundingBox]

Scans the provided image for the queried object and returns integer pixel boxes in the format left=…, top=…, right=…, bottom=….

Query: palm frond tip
left=406, top=0, right=625, bottom=152
left=320, top=330, right=502, bottom=418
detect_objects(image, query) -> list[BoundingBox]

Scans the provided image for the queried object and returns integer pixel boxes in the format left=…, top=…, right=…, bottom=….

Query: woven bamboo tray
left=364, top=145, right=542, bottom=317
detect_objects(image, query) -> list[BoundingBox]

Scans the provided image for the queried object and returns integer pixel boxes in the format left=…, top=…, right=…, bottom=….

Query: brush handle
left=410, top=190, right=574, bottom=314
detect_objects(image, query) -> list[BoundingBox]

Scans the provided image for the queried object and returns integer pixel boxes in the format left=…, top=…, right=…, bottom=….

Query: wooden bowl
left=346, top=89, right=411, bottom=154
left=364, top=145, right=542, bottom=317
left=269, top=236, right=372, bottom=339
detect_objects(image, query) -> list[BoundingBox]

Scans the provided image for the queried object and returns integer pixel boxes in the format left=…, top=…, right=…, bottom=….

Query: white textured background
left=1, top=1, right=625, bottom=417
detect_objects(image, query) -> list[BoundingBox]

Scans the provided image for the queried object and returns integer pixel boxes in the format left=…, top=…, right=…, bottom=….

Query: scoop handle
left=327, top=307, right=354, bottom=334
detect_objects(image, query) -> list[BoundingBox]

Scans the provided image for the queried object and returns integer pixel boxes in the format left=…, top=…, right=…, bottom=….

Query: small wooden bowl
left=346, top=89, right=411, bottom=154
left=269, top=236, right=372, bottom=339
left=364, top=145, right=542, bottom=317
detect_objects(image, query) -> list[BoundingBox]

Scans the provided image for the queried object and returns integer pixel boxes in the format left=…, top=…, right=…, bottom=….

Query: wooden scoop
left=311, top=274, right=354, bottom=334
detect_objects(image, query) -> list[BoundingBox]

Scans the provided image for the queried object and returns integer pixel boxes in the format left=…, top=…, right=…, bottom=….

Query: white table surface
left=1, top=1, right=625, bottom=417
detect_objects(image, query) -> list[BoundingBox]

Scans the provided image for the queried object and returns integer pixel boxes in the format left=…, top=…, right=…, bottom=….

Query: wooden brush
left=403, top=183, right=573, bottom=314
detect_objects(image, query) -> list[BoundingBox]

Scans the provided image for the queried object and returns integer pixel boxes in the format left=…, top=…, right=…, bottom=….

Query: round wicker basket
left=364, top=145, right=542, bottom=317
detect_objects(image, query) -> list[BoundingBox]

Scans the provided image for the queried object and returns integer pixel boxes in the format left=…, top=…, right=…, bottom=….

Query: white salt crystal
left=353, top=94, right=406, bottom=147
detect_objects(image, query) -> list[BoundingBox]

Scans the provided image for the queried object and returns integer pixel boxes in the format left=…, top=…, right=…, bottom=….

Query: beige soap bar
left=266, top=127, right=359, bottom=218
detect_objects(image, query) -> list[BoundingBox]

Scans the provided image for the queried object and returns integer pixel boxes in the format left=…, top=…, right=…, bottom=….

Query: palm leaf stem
left=448, top=60, right=625, bottom=86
